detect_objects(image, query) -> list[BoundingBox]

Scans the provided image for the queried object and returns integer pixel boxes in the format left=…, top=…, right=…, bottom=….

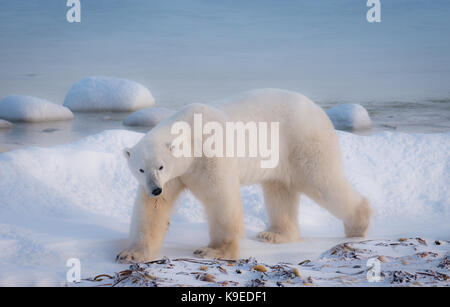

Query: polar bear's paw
left=193, top=247, right=216, bottom=258
left=344, top=198, right=372, bottom=238
left=116, top=247, right=154, bottom=264
left=193, top=244, right=239, bottom=260
left=257, top=230, right=301, bottom=244
left=257, top=231, right=285, bottom=243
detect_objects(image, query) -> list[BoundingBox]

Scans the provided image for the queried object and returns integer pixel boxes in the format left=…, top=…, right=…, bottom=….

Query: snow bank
left=123, top=107, right=175, bottom=127
left=0, top=95, right=73, bottom=122
left=0, top=129, right=448, bottom=285
left=326, top=104, right=372, bottom=131
left=63, top=77, right=155, bottom=112
left=0, top=119, right=12, bottom=129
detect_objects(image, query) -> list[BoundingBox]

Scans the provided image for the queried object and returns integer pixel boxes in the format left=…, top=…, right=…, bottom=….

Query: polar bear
left=116, top=89, right=372, bottom=263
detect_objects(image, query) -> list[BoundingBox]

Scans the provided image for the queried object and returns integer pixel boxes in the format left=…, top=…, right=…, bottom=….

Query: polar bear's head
left=124, top=134, right=191, bottom=198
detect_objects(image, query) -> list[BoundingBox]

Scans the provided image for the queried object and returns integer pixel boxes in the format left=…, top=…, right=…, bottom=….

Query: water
left=0, top=0, right=449, bottom=151
left=0, top=112, right=149, bottom=152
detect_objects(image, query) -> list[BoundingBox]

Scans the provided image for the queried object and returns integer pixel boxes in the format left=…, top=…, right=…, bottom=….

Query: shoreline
left=0, top=114, right=449, bottom=153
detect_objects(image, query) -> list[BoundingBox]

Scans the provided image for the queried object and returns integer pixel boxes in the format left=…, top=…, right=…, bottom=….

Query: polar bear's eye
left=159, top=166, right=164, bottom=171
left=139, top=169, right=144, bottom=173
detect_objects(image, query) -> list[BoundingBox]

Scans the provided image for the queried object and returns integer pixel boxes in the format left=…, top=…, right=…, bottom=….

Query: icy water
left=0, top=0, right=449, bottom=151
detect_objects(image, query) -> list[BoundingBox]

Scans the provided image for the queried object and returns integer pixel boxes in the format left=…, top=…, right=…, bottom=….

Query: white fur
left=117, top=89, right=372, bottom=263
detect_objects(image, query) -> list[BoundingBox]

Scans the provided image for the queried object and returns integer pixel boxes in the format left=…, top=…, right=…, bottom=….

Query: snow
left=0, top=95, right=74, bottom=123
left=81, top=238, right=450, bottom=287
left=123, top=107, right=175, bottom=127
left=0, top=129, right=448, bottom=286
left=326, top=104, right=372, bottom=131
left=0, top=119, right=12, bottom=129
left=63, top=77, right=155, bottom=112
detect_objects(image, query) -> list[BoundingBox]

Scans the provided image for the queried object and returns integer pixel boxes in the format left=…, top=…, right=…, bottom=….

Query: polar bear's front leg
left=116, top=186, right=170, bottom=263
left=188, top=172, right=244, bottom=260
left=117, top=181, right=183, bottom=263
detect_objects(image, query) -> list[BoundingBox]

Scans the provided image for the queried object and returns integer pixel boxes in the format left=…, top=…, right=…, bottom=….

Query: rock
left=377, top=255, right=387, bottom=263
left=0, top=119, right=12, bottom=129
left=0, top=95, right=73, bottom=122
left=326, top=103, right=372, bottom=131
left=64, top=76, right=155, bottom=112
left=200, top=273, right=216, bottom=282
left=252, top=264, right=267, bottom=272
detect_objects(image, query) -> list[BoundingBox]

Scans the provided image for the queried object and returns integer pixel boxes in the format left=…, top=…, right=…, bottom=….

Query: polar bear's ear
left=165, top=142, right=175, bottom=153
left=123, top=148, right=131, bottom=159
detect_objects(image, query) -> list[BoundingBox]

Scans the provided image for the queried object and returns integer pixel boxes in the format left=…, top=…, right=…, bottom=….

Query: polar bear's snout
left=146, top=176, right=162, bottom=197
left=152, top=187, right=162, bottom=196
left=146, top=183, right=162, bottom=197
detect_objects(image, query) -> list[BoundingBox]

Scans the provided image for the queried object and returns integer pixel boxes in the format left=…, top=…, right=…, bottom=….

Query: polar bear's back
left=208, top=89, right=339, bottom=185
left=148, top=88, right=340, bottom=186
left=212, top=88, right=333, bottom=133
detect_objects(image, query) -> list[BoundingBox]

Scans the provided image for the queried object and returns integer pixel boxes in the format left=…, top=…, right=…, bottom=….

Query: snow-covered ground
left=0, top=130, right=448, bottom=286
left=81, top=238, right=449, bottom=287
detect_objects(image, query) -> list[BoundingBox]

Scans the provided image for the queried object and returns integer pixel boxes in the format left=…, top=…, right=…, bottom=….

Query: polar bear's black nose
left=152, top=187, right=162, bottom=196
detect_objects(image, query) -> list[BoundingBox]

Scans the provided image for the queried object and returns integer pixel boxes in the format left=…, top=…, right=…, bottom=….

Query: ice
left=0, top=95, right=73, bottom=123
left=0, top=119, right=12, bottom=129
left=0, top=129, right=448, bottom=285
left=123, top=107, right=175, bottom=127
left=63, top=77, right=155, bottom=112
left=326, top=104, right=372, bottom=131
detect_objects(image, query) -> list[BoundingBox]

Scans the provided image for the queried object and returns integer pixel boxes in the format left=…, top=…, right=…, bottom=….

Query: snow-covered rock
left=0, top=95, right=74, bottom=122
left=64, top=76, right=155, bottom=112
left=326, top=104, right=372, bottom=131
left=0, top=119, right=12, bottom=129
left=123, top=107, right=175, bottom=127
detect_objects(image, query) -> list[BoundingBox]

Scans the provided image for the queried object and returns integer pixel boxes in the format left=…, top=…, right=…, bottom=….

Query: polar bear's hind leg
left=257, top=181, right=301, bottom=243
left=301, top=166, right=372, bottom=238
left=343, top=197, right=372, bottom=237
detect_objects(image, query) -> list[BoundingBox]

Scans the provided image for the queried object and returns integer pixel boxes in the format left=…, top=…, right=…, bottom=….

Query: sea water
left=0, top=0, right=449, bottom=151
